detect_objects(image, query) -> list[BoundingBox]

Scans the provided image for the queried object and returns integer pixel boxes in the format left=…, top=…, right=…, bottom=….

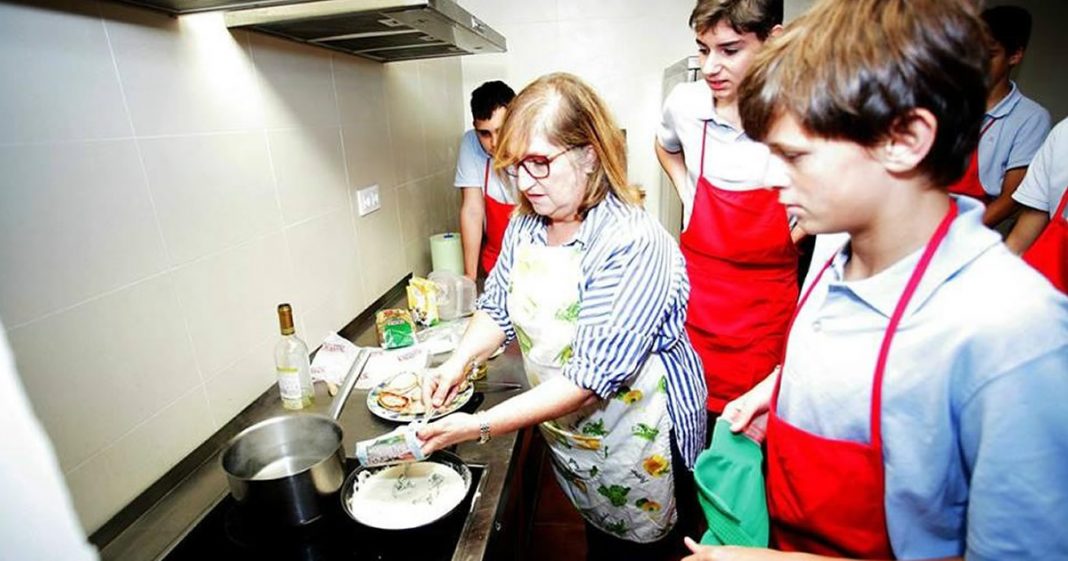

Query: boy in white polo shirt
left=455, top=81, right=516, bottom=280
left=1007, top=116, right=1068, bottom=293
left=656, top=0, right=802, bottom=424
left=948, top=5, right=1050, bottom=230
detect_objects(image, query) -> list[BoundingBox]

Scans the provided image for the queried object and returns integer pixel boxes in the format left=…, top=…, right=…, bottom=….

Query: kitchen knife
left=473, top=381, right=523, bottom=393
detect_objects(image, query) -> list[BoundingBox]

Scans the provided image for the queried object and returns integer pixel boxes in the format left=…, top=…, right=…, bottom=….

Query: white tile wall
left=0, top=1, right=131, bottom=143
left=0, top=0, right=462, bottom=533
left=268, top=127, right=350, bottom=226
left=0, top=140, right=169, bottom=326
left=139, top=131, right=280, bottom=265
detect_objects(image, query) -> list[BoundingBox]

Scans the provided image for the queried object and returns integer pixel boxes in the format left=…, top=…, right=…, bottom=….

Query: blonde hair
left=494, top=73, right=643, bottom=217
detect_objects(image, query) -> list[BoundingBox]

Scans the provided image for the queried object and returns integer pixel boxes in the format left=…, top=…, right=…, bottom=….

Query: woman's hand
left=422, top=355, right=469, bottom=411
left=416, top=412, right=479, bottom=455
left=682, top=537, right=791, bottom=560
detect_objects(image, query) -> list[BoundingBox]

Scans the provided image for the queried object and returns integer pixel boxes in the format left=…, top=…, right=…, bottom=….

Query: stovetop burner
left=161, top=461, right=484, bottom=561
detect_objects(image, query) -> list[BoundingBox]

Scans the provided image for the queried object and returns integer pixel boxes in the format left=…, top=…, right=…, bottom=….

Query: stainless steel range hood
left=223, top=0, right=506, bottom=62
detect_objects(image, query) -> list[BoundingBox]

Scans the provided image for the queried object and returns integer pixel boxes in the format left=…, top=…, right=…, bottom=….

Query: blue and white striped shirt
left=478, top=193, right=708, bottom=467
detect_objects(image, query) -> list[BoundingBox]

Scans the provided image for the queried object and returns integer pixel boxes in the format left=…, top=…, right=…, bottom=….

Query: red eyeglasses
left=504, top=146, right=580, bottom=180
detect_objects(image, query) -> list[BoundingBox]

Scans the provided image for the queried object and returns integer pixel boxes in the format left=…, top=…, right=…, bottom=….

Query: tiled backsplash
left=0, top=0, right=463, bottom=532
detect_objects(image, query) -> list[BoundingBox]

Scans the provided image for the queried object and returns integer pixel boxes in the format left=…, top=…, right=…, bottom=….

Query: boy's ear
left=1008, top=48, right=1025, bottom=67
left=768, top=24, right=785, bottom=39
left=877, top=109, right=937, bottom=174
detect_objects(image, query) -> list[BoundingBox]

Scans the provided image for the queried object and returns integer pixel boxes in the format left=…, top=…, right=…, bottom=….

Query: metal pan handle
left=327, top=348, right=370, bottom=421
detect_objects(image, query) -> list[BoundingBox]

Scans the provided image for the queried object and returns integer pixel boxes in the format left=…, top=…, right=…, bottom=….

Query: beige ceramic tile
left=204, top=338, right=277, bottom=425
left=268, top=127, right=349, bottom=226
left=7, top=275, right=200, bottom=472
left=383, top=62, right=429, bottom=184
left=458, top=54, right=510, bottom=122
left=418, top=59, right=459, bottom=174
left=139, top=131, right=282, bottom=265
left=170, top=232, right=296, bottom=378
left=352, top=184, right=409, bottom=299
left=249, top=33, right=340, bottom=130
left=332, top=54, right=387, bottom=131
left=285, top=209, right=363, bottom=319
left=405, top=238, right=432, bottom=278
left=0, top=0, right=132, bottom=144
left=0, top=140, right=167, bottom=327
left=100, top=5, right=264, bottom=135
left=65, top=385, right=215, bottom=532
left=341, top=123, right=395, bottom=193
left=64, top=449, right=124, bottom=533
left=299, top=278, right=366, bottom=356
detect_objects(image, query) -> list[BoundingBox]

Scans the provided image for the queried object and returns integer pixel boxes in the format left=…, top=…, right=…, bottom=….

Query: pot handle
left=327, top=348, right=370, bottom=421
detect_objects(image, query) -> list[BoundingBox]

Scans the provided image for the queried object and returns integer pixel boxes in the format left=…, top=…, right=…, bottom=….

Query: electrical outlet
left=356, top=184, right=381, bottom=216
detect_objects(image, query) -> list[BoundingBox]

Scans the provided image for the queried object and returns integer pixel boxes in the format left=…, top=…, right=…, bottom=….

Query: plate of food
left=367, top=371, right=474, bottom=423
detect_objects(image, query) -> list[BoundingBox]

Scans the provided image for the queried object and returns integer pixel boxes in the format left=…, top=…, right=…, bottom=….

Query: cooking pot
left=221, top=349, right=369, bottom=526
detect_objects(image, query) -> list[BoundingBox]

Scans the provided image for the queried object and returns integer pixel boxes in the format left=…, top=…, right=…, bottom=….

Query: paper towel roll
left=430, top=233, right=464, bottom=275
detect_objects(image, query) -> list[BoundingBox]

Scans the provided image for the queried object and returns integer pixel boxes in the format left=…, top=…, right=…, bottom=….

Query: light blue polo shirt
left=977, top=82, right=1051, bottom=197
left=778, top=196, right=1068, bottom=560
left=453, top=129, right=515, bottom=204
left=1014, top=117, right=1068, bottom=220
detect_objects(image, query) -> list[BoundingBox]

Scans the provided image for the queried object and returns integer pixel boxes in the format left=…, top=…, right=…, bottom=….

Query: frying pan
left=340, top=450, right=472, bottom=530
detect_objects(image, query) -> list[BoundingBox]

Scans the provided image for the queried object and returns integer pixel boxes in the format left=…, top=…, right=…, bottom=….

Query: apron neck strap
left=771, top=200, right=959, bottom=452
left=699, top=120, right=709, bottom=179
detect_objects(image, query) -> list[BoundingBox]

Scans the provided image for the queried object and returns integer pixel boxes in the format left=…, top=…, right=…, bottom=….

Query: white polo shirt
left=1013, top=117, right=1068, bottom=220
left=657, top=81, right=788, bottom=229
left=976, top=82, right=1051, bottom=197
left=453, top=129, right=515, bottom=204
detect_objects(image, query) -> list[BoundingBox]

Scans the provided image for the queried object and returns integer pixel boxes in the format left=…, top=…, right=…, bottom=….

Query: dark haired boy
left=656, top=0, right=802, bottom=429
left=948, top=5, right=1050, bottom=231
left=683, top=0, right=1068, bottom=560
left=454, top=80, right=516, bottom=280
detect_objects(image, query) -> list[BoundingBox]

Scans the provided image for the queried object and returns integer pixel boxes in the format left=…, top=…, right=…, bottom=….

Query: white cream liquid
left=347, top=462, right=466, bottom=530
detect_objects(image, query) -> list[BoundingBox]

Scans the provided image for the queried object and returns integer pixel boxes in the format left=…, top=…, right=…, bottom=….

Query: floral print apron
left=508, top=241, right=677, bottom=543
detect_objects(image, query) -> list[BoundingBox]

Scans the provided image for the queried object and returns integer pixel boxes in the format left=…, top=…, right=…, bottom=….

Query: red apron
left=765, top=201, right=958, bottom=558
left=680, top=121, right=798, bottom=412
left=1022, top=186, right=1068, bottom=294
left=947, top=119, right=996, bottom=203
left=480, top=158, right=516, bottom=275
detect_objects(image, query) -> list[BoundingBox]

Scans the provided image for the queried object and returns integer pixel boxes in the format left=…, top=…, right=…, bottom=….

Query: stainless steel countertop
left=98, top=320, right=530, bottom=561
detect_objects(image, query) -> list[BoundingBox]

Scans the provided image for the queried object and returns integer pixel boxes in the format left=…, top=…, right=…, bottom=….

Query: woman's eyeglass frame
left=504, top=145, right=582, bottom=180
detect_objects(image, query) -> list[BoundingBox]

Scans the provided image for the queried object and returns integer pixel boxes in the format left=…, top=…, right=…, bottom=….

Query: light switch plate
left=356, top=184, right=381, bottom=216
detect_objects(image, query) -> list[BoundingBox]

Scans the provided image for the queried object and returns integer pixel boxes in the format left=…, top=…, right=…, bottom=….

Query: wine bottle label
left=277, top=367, right=303, bottom=399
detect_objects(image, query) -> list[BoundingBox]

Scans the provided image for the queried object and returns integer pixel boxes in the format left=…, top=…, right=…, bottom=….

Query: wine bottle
left=275, top=303, right=314, bottom=410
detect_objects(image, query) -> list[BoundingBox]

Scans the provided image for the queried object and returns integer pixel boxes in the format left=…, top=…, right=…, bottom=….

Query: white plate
left=366, top=372, right=473, bottom=423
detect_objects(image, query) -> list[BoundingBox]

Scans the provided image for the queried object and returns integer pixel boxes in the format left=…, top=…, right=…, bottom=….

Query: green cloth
left=694, top=418, right=769, bottom=546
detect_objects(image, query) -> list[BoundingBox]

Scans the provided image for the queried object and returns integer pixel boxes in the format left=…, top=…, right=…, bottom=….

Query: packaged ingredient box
left=406, top=277, right=440, bottom=327
left=375, top=309, right=416, bottom=349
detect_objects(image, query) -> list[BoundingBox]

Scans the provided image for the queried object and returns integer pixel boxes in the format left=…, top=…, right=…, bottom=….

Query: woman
left=419, top=73, right=707, bottom=560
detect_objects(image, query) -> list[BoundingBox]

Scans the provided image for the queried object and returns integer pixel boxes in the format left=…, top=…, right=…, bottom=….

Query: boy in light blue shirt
left=975, top=5, right=1050, bottom=229
left=683, top=0, right=1068, bottom=560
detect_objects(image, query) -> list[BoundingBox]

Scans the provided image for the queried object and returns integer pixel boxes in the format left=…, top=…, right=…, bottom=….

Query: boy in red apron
left=684, top=1, right=1068, bottom=560
left=656, top=0, right=803, bottom=424
left=946, top=6, right=1050, bottom=231
left=455, top=81, right=517, bottom=280
left=1008, top=117, right=1068, bottom=293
